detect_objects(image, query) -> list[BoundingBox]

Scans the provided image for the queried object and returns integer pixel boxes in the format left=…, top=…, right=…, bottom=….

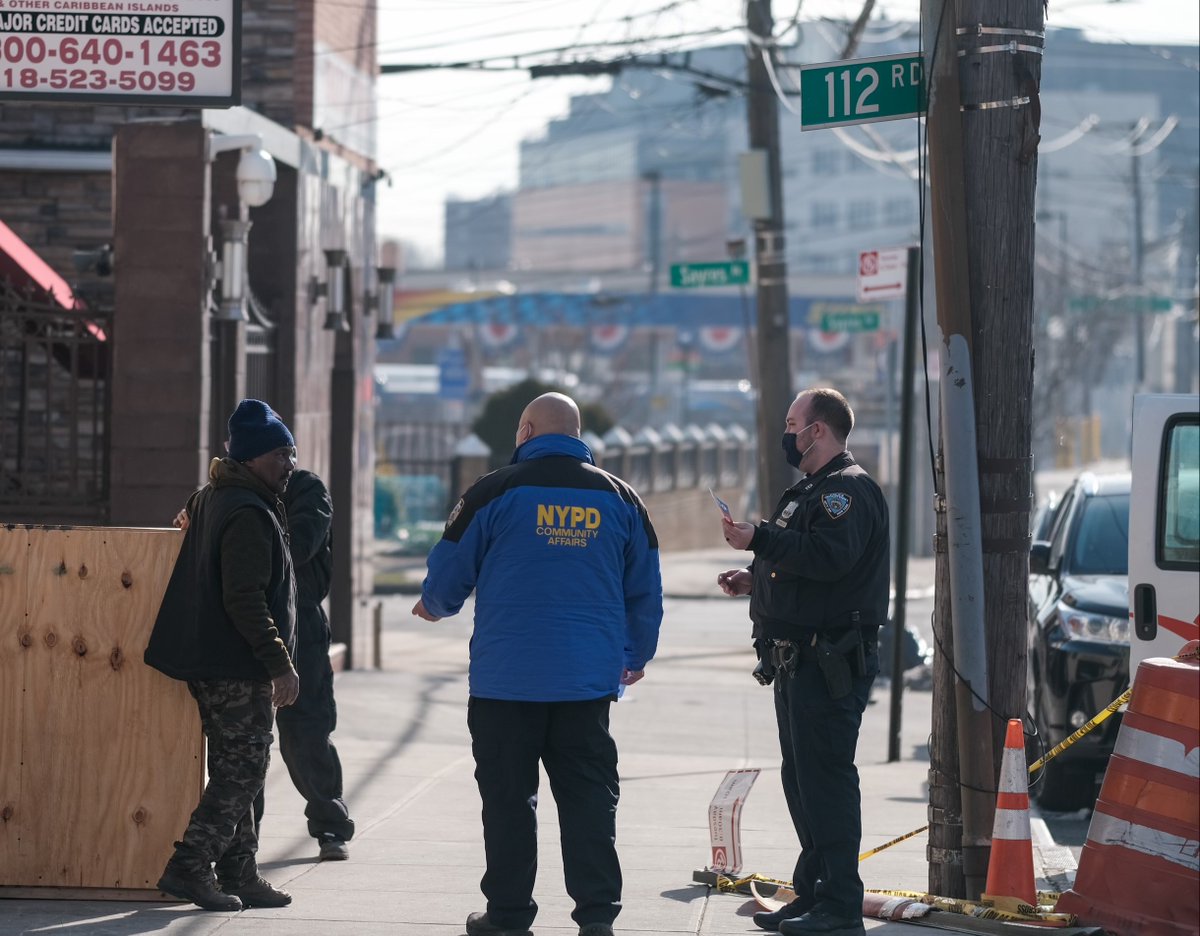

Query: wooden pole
left=922, top=0, right=994, bottom=899
left=957, top=0, right=1043, bottom=794
left=745, top=0, right=794, bottom=517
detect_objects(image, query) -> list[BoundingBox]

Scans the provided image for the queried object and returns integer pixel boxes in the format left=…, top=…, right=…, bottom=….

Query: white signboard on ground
left=707, top=768, right=760, bottom=875
left=0, top=0, right=239, bottom=107
left=857, top=247, right=908, bottom=303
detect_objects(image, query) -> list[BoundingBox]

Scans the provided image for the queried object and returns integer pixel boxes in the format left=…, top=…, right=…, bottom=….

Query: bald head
left=515, top=392, right=581, bottom=447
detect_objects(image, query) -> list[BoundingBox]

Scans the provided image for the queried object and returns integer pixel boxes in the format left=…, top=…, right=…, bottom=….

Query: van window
left=1160, top=419, right=1200, bottom=568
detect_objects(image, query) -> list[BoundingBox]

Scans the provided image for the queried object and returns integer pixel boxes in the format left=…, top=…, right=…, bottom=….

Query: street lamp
left=312, top=249, right=350, bottom=332
left=375, top=266, right=397, bottom=340
left=210, top=142, right=276, bottom=322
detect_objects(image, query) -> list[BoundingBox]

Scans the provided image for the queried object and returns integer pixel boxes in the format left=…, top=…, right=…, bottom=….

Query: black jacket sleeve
left=287, top=475, right=333, bottom=567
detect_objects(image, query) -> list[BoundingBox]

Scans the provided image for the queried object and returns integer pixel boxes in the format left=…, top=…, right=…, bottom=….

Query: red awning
left=0, top=219, right=81, bottom=311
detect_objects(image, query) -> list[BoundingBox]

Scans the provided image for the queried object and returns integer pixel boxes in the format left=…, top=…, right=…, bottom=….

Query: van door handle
left=1133, top=583, right=1157, bottom=641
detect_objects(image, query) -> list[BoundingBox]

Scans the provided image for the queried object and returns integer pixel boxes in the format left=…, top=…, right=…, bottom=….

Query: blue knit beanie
left=227, top=399, right=295, bottom=462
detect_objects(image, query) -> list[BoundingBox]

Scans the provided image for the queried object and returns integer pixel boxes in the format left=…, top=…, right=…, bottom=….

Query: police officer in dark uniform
left=717, top=388, right=888, bottom=936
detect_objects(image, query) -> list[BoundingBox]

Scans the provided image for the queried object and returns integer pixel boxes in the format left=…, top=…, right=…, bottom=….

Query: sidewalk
left=4, top=591, right=938, bottom=936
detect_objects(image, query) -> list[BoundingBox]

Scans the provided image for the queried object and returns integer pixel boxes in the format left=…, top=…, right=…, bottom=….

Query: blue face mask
left=781, top=423, right=816, bottom=469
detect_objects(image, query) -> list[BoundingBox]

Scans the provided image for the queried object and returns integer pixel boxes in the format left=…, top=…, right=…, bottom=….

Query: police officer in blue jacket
left=718, top=388, right=888, bottom=936
left=412, top=392, right=663, bottom=936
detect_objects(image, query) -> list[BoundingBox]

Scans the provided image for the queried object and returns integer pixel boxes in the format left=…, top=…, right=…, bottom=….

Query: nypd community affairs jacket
left=420, top=433, right=664, bottom=703
left=747, top=450, right=890, bottom=643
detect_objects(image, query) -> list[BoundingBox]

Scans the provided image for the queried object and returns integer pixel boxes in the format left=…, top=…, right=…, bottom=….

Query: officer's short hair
left=800, top=388, right=854, bottom=442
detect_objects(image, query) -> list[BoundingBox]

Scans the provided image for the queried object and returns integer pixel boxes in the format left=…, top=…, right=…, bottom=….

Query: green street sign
left=1068, top=295, right=1173, bottom=314
left=669, top=261, right=750, bottom=288
left=821, top=310, right=881, bottom=333
left=800, top=53, right=924, bottom=130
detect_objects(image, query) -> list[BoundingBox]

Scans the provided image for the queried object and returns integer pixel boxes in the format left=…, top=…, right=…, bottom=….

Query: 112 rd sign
left=800, top=53, right=923, bottom=130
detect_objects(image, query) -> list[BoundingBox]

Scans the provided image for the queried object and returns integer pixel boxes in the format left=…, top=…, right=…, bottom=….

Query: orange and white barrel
left=1056, top=653, right=1199, bottom=936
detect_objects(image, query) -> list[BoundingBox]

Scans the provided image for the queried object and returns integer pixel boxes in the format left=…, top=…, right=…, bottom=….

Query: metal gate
left=0, top=279, right=111, bottom=522
left=375, top=420, right=466, bottom=532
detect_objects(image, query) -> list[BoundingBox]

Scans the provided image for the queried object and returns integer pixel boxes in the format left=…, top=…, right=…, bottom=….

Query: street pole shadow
left=658, top=885, right=707, bottom=904
left=4, top=901, right=230, bottom=935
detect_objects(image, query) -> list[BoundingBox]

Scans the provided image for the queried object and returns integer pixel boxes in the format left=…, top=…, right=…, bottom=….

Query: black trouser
left=468, top=696, right=622, bottom=931
left=254, top=604, right=355, bottom=842
left=174, top=679, right=273, bottom=886
left=773, top=651, right=876, bottom=919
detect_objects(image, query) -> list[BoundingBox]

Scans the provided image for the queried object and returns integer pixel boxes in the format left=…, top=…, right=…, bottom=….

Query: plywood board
left=1, top=526, right=200, bottom=892
left=0, top=528, right=31, bottom=880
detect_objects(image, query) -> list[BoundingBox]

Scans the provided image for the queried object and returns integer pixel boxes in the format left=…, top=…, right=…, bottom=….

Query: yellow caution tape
left=859, top=824, right=929, bottom=861
left=862, top=679, right=1140, bottom=865
left=712, top=872, right=790, bottom=893
left=867, top=889, right=1076, bottom=926
left=1027, top=687, right=1132, bottom=773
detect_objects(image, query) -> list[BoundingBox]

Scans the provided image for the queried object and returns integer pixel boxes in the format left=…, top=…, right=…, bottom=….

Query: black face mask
left=781, top=432, right=802, bottom=469
left=782, top=422, right=817, bottom=470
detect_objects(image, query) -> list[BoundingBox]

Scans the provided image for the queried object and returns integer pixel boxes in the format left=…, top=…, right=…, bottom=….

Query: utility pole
left=745, top=0, right=793, bottom=516
left=1131, top=144, right=1146, bottom=390
left=925, top=0, right=1044, bottom=900
left=887, top=247, right=920, bottom=763
left=644, top=170, right=664, bottom=403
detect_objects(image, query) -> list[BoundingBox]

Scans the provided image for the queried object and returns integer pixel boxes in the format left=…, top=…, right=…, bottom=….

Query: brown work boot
left=157, top=861, right=242, bottom=912
left=222, top=875, right=292, bottom=908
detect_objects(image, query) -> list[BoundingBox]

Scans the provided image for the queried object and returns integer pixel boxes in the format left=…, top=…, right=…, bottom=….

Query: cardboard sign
left=707, top=768, right=761, bottom=874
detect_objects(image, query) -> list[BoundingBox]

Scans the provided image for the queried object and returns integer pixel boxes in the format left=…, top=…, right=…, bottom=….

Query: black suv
left=1027, top=472, right=1130, bottom=811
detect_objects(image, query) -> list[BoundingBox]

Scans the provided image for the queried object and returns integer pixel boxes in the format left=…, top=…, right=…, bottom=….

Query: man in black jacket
left=717, top=388, right=888, bottom=936
left=270, top=468, right=355, bottom=860
left=175, top=468, right=356, bottom=863
left=145, top=399, right=300, bottom=912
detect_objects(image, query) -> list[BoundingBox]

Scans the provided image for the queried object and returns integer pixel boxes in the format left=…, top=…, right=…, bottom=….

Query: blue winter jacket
left=420, top=434, right=663, bottom=702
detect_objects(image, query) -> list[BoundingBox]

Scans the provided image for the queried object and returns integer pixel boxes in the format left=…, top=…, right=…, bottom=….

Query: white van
left=1129, top=393, right=1200, bottom=672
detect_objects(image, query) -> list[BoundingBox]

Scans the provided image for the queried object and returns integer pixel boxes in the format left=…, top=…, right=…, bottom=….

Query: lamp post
left=321, top=249, right=350, bottom=332
left=375, top=266, right=397, bottom=340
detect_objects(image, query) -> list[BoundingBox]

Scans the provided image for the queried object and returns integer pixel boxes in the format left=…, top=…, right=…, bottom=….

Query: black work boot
left=753, top=897, right=813, bottom=931
left=221, top=875, right=292, bottom=908
left=157, top=856, right=242, bottom=912
left=778, top=909, right=866, bottom=936
left=465, top=910, right=533, bottom=936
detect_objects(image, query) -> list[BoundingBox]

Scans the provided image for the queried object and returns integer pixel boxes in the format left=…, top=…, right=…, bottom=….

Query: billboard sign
left=0, top=0, right=240, bottom=107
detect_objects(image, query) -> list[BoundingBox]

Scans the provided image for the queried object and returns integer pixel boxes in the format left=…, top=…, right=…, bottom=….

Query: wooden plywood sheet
left=0, top=529, right=30, bottom=880
left=3, top=526, right=200, bottom=891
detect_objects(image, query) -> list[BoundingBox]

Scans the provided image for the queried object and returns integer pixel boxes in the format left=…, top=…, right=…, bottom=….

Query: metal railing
left=0, top=279, right=111, bottom=522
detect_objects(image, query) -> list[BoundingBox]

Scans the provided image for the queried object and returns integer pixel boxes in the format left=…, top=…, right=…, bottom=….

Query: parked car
left=1026, top=471, right=1130, bottom=811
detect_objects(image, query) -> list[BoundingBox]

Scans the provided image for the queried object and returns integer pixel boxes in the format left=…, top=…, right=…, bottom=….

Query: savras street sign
left=670, top=261, right=750, bottom=288
left=800, top=53, right=923, bottom=130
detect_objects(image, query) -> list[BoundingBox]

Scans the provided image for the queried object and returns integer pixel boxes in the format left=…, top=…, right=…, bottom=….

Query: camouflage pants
left=172, top=678, right=274, bottom=885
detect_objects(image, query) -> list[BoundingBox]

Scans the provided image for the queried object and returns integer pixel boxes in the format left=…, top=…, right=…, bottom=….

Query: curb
left=1031, top=815, right=1079, bottom=895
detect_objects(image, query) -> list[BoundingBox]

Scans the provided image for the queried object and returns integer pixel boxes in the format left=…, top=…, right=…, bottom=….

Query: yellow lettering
left=585, top=508, right=601, bottom=529
left=570, top=506, right=585, bottom=526
left=555, top=505, right=570, bottom=525
left=537, top=504, right=554, bottom=526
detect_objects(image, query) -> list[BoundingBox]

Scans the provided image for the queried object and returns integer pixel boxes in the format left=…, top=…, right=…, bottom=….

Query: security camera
left=236, top=148, right=276, bottom=208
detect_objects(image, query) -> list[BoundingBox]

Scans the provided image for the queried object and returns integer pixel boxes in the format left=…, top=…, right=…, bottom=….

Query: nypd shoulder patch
left=445, top=498, right=465, bottom=529
left=821, top=492, right=852, bottom=519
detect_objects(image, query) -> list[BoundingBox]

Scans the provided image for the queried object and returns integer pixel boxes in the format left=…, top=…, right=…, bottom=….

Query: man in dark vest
left=145, top=399, right=300, bottom=912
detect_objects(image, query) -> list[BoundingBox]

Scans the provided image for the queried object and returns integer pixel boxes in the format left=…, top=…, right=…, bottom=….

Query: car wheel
left=1032, top=755, right=1093, bottom=812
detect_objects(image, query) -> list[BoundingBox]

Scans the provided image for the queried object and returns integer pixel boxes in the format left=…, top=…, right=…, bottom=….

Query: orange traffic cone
left=983, top=718, right=1036, bottom=907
